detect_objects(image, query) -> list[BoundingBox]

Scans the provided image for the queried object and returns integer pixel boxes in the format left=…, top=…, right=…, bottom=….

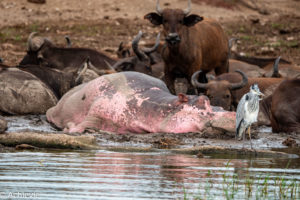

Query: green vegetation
left=182, top=161, right=300, bottom=200
left=271, top=23, right=285, bottom=30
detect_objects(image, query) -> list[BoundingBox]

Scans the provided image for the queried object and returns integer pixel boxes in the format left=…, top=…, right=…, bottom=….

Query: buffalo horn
left=110, top=57, right=135, bottom=71
left=271, top=56, right=281, bottom=78
left=156, top=0, right=163, bottom=15
left=118, top=42, right=124, bottom=51
left=142, top=32, right=161, bottom=54
left=65, top=35, right=72, bottom=47
left=229, top=70, right=248, bottom=90
left=191, top=70, right=208, bottom=89
left=89, top=60, right=116, bottom=75
left=183, top=0, right=191, bottom=15
left=27, top=32, right=38, bottom=51
left=132, top=31, right=148, bottom=61
left=75, top=58, right=89, bottom=84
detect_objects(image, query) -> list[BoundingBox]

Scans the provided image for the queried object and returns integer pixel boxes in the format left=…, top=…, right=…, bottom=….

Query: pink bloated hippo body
left=46, top=72, right=236, bottom=134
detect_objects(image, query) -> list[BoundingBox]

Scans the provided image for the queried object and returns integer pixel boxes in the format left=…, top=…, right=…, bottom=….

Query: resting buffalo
left=46, top=72, right=235, bottom=134
left=0, top=66, right=57, bottom=114
left=191, top=70, right=248, bottom=111
left=116, top=32, right=165, bottom=80
left=19, top=32, right=162, bottom=78
left=144, top=0, right=229, bottom=94
left=110, top=31, right=161, bottom=76
left=271, top=78, right=300, bottom=133
left=262, top=57, right=300, bottom=78
left=18, top=59, right=96, bottom=98
left=19, top=32, right=116, bottom=72
left=229, top=59, right=265, bottom=78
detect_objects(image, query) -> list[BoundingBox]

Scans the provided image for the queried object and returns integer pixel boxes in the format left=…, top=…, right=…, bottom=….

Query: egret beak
left=256, top=91, right=264, bottom=99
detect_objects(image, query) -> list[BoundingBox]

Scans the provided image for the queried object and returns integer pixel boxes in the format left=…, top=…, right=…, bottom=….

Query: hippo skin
left=46, top=72, right=235, bottom=134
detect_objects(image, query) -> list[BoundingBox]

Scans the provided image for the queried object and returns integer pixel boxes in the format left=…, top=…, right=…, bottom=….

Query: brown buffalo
left=192, top=70, right=285, bottom=125
left=144, top=0, right=229, bottom=94
left=191, top=70, right=248, bottom=110
left=229, top=59, right=265, bottom=77
left=262, top=57, right=300, bottom=78
left=271, top=78, right=300, bottom=133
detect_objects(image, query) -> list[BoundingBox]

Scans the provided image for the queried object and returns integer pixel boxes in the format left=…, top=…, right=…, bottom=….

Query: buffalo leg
left=164, top=70, right=176, bottom=94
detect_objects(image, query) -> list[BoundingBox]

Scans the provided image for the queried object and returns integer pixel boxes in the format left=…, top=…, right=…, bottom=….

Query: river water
left=0, top=149, right=299, bottom=200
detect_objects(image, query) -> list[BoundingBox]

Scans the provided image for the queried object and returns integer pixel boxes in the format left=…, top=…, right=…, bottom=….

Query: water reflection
left=0, top=150, right=299, bottom=199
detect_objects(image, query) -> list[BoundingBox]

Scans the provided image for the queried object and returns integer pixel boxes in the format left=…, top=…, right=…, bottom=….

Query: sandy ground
left=0, top=0, right=300, bottom=65
left=0, top=0, right=300, bottom=153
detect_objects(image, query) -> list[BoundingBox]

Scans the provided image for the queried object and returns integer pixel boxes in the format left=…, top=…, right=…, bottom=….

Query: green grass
left=182, top=161, right=300, bottom=200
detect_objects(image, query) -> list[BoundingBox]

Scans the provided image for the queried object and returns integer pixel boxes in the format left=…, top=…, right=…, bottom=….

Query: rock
left=282, top=137, right=298, bottom=147
left=27, top=0, right=46, bottom=4
left=0, top=132, right=98, bottom=149
left=248, top=15, right=260, bottom=24
left=260, top=47, right=274, bottom=55
left=15, top=144, right=38, bottom=150
left=196, top=152, right=204, bottom=158
left=0, top=116, right=7, bottom=133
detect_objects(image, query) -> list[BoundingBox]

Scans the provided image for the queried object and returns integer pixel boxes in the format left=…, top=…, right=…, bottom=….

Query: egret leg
left=248, top=126, right=253, bottom=149
left=242, top=129, right=246, bottom=149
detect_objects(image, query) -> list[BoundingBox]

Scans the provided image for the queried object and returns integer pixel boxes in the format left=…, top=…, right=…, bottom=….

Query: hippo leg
left=66, top=116, right=108, bottom=133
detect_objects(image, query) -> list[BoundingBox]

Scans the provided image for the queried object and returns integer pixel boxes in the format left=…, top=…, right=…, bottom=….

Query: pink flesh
left=47, top=73, right=236, bottom=134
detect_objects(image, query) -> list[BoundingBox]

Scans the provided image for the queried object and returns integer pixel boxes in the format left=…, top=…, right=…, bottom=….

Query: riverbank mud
left=1, top=115, right=299, bottom=158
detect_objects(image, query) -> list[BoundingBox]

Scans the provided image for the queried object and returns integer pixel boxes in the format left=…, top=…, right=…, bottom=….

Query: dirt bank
left=0, top=0, right=299, bottom=66
left=1, top=115, right=299, bottom=157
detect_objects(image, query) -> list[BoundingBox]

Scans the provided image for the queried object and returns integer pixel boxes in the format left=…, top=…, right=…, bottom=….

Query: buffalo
left=19, top=32, right=116, bottom=72
left=191, top=70, right=248, bottom=111
left=110, top=31, right=161, bottom=76
left=271, top=78, right=300, bottom=133
left=144, top=0, right=229, bottom=94
left=0, top=65, right=58, bottom=114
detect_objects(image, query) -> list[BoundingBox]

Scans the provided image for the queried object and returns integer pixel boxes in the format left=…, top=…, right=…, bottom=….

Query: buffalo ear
left=178, top=93, right=189, bottom=103
left=183, top=14, right=203, bottom=27
left=144, top=12, right=163, bottom=25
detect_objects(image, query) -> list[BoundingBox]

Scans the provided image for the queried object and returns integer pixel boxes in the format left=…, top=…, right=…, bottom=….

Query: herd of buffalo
left=0, top=0, right=299, bottom=135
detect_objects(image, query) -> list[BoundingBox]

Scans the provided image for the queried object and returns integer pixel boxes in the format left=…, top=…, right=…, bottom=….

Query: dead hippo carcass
left=46, top=72, right=235, bottom=134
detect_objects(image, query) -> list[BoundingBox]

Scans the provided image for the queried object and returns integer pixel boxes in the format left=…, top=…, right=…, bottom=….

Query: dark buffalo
left=110, top=31, right=161, bottom=76
left=17, top=59, right=94, bottom=98
left=0, top=65, right=57, bottom=114
left=19, top=32, right=116, bottom=72
left=19, top=32, right=161, bottom=77
left=144, top=0, right=229, bottom=94
left=271, top=78, right=300, bottom=133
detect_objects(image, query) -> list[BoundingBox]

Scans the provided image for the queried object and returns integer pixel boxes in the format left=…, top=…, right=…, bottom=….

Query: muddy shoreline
left=0, top=115, right=299, bottom=158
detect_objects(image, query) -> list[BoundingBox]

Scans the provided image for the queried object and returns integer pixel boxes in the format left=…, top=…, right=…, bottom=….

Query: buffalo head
left=19, top=32, right=54, bottom=66
left=191, top=70, right=248, bottom=110
left=144, top=0, right=203, bottom=46
left=111, top=31, right=160, bottom=75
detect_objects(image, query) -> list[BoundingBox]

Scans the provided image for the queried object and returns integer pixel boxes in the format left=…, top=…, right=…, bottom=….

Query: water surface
left=0, top=149, right=299, bottom=199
